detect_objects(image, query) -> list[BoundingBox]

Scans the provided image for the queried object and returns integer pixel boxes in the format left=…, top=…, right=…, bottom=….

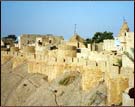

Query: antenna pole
left=123, top=16, right=126, bottom=23
left=74, top=24, right=77, bottom=35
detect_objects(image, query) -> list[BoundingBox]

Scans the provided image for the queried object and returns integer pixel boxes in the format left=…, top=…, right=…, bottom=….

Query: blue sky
left=1, top=1, right=134, bottom=40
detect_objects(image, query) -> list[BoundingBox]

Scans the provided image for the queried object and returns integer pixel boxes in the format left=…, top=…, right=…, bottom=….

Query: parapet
left=1, top=50, right=106, bottom=70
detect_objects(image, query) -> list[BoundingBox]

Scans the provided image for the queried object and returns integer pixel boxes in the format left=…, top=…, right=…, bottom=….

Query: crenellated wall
left=1, top=50, right=132, bottom=105
left=1, top=51, right=105, bottom=90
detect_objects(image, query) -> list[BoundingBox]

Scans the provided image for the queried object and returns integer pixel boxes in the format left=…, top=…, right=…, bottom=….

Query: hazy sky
left=1, top=1, right=134, bottom=40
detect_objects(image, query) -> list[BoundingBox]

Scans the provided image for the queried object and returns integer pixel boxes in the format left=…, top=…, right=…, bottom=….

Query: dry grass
left=59, top=75, right=76, bottom=86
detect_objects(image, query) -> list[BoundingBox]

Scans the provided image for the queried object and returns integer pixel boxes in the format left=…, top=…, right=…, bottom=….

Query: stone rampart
left=1, top=51, right=105, bottom=91
left=1, top=51, right=107, bottom=72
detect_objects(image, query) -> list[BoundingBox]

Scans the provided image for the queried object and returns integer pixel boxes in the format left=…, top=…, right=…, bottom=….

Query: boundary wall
left=1, top=51, right=131, bottom=104
left=1, top=51, right=106, bottom=69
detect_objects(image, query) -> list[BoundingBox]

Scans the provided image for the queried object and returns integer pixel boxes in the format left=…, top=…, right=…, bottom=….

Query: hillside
left=1, top=58, right=107, bottom=106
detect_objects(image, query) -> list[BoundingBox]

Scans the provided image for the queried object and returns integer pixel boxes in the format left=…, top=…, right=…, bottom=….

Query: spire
left=118, top=18, right=129, bottom=37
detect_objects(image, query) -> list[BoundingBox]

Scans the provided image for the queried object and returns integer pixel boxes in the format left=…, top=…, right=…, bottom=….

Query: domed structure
left=69, top=33, right=84, bottom=43
left=68, top=33, right=86, bottom=48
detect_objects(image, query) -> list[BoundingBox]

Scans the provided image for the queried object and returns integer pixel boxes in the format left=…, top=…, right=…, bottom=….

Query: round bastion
left=57, top=45, right=77, bottom=57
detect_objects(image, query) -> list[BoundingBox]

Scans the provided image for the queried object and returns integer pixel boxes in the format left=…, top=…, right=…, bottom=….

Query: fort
left=1, top=21, right=134, bottom=106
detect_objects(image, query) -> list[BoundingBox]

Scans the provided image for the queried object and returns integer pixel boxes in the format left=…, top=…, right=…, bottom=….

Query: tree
left=92, top=32, right=102, bottom=43
left=2, top=35, right=17, bottom=47
left=84, top=38, right=92, bottom=48
left=92, top=31, right=114, bottom=43
left=2, top=35, right=17, bottom=42
left=84, top=31, right=114, bottom=48
left=7, top=35, right=17, bottom=41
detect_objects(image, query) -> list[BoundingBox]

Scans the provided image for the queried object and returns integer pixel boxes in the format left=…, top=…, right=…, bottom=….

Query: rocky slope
left=1, top=59, right=107, bottom=106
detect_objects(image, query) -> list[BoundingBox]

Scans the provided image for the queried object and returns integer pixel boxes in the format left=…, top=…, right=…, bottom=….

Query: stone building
left=18, top=34, right=37, bottom=49
left=103, top=39, right=115, bottom=51
left=125, top=32, right=134, bottom=57
left=118, top=21, right=130, bottom=52
left=18, top=34, right=64, bottom=50
left=117, top=21, right=134, bottom=68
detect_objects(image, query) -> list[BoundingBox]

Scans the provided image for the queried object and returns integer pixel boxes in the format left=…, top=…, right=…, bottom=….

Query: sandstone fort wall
left=1, top=51, right=130, bottom=104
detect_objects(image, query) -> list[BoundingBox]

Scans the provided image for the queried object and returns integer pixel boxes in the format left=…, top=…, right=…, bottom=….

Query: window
left=49, top=40, right=52, bottom=43
left=63, top=59, right=65, bottom=62
left=27, top=40, right=29, bottom=44
left=77, top=49, right=81, bottom=53
left=38, top=40, right=42, bottom=45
